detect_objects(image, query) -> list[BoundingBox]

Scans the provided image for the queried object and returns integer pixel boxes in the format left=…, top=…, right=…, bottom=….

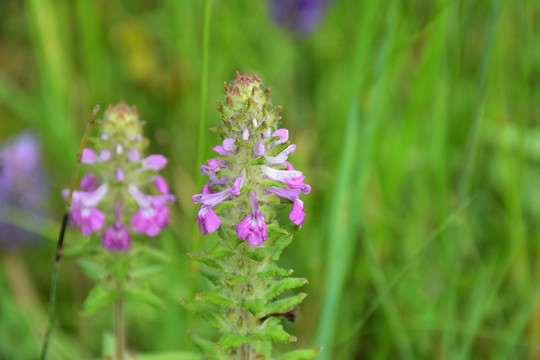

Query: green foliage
left=186, top=229, right=310, bottom=359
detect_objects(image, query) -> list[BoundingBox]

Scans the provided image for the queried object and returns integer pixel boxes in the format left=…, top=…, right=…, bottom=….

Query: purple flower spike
left=197, top=205, right=221, bottom=235
left=101, top=222, right=130, bottom=251
left=236, top=192, right=267, bottom=246
left=142, top=155, right=167, bottom=171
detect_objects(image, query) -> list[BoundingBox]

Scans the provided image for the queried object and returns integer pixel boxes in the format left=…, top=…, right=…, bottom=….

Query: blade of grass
left=186, top=0, right=212, bottom=349
left=314, top=0, right=403, bottom=356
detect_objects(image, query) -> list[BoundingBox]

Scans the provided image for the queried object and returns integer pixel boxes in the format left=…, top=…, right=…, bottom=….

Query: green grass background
left=0, top=0, right=539, bottom=359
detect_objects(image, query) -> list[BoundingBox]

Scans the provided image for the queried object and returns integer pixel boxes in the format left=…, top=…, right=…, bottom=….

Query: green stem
left=187, top=0, right=211, bottom=347
left=114, top=283, right=125, bottom=360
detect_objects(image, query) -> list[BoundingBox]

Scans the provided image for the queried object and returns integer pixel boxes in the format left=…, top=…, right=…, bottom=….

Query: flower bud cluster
left=63, top=103, right=175, bottom=251
left=193, top=72, right=310, bottom=245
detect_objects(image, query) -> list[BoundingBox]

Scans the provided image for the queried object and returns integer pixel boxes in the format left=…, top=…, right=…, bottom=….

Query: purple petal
left=242, top=129, right=250, bottom=140
left=101, top=222, right=130, bottom=251
left=142, top=154, right=168, bottom=171
left=80, top=173, right=99, bottom=192
left=289, top=198, right=305, bottom=226
left=128, top=149, right=140, bottom=162
left=154, top=176, right=169, bottom=194
left=82, top=148, right=97, bottom=164
left=116, top=168, right=125, bottom=182
left=196, top=205, right=221, bottom=234
left=254, top=142, right=266, bottom=156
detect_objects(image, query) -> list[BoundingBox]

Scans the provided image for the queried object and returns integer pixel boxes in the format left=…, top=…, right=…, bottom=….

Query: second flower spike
left=63, top=103, right=175, bottom=251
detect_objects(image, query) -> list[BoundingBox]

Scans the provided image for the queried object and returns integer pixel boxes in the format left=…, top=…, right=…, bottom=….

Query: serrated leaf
left=238, top=299, right=266, bottom=316
left=241, top=250, right=266, bottom=262
left=194, top=292, right=234, bottom=307
left=264, top=293, right=307, bottom=315
left=199, top=268, right=222, bottom=286
left=256, top=265, right=293, bottom=278
left=188, top=253, right=224, bottom=272
left=270, top=234, right=293, bottom=261
left=218, top=332, right=252, bottom=349
left=124, top=287, right=164, bottom=308
left=77, top=258, right=107, bottom=282
left=253, top=318, right=295, bottom=343
left=206, top=247, right=235, bottom=259
left=82, top=285, right=118, bottom=316
left=184, top=302, right=225, bottom=329
left=274, top=347, right=323, bottom=360
left=267, top=221, right=291, bottom=236
left=265, top=278, right=308, bottom=299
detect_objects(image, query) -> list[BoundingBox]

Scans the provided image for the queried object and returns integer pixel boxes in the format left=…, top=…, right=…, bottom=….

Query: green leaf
left=77, top=258, right=107, bottom=282
left=253, top=318, right=295, bottom=343
left=269, top=234, right=293, bottom=261
left=182, top=302, right=224, bottom=329
left=256, top=265, right=293, bottom=278
left=206, top=247, right=236, bottom=259
left=194, top=292, right=234, bottom=307
left=188, top=253, right=224, bottom=272
left=264, top=293, right=307, bottom=315
left=124, top=287, right=164, bottom=308
left=81, top=285, right=118, bottom=316
left=274, top=347, right=323, bottom=360
left=265, top=278, right=308, bottom=299
left=237, top=299, right=266, bottom=316
left=241, top=250, right=266, bottom=262
left=218, top=332, right=252, bottom=349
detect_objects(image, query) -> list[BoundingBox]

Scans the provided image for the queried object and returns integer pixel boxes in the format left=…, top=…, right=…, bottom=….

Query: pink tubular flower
left=213, top=138, right=237, bottom=156
left=128, top=184, right=175, bottom=237
left=101, top=222, right=130, bottom=251
left=142, top=155, right=167, bottom=171
left=236, top=192, right=267, bottom=246
left=197, top=205, right=221, bottom=235
left=64, top=184, right=108, bottom=236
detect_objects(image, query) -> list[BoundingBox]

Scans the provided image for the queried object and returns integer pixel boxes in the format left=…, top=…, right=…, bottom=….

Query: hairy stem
left=114, top=283, right=125, bottom=360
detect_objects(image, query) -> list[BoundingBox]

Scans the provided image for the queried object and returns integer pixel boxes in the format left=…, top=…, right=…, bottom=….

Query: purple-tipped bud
left=101, top=222, right=130, bottom=251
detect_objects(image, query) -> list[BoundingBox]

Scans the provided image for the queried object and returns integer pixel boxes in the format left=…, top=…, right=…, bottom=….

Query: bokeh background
left=0, top=0, right=539, bottom=359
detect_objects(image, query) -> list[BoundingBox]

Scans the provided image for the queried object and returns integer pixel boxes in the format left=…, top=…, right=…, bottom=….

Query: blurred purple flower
left=0, top=132, right=47, bottom=249
left=269, top=0, right=329, bottom=35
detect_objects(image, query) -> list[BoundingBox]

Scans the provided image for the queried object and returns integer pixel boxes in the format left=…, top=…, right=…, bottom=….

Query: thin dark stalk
left=40, top=105, right=99, bottom=360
